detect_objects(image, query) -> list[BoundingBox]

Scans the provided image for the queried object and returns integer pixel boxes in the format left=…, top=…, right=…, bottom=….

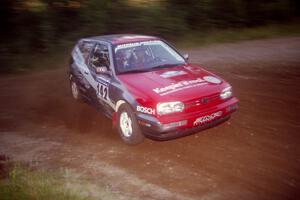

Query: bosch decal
left=137, top=106, right=155, bottom=115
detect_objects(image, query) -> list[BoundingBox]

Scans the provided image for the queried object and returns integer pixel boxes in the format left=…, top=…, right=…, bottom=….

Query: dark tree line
left=1, top=0, right=299, bottom=53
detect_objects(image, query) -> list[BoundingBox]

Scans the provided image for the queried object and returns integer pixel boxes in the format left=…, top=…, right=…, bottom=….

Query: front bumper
left=136, top=97, right=238, bottom=140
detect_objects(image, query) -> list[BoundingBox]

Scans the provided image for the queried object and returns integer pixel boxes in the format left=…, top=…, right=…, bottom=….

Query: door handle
left=84, top=71, right=89, bottom=75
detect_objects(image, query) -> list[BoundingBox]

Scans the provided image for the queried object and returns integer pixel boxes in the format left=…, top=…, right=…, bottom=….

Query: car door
left=72, top=40, right=95, bottom=96
left=87, top=42, right=115, bottom=115
left=76, top=41, right=99, bottom=90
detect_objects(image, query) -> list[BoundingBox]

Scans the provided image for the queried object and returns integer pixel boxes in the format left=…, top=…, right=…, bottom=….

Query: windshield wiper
left=150, top=64, right=180, bottom=70
left=119, top=63, right=182, bottom=74
left=120, top=68, right=151, bottom=74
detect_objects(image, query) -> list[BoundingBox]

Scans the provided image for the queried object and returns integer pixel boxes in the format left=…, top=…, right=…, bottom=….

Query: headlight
left=220, top=86, right=232, bottom=99
left=157, top=101, right=184, bottom=115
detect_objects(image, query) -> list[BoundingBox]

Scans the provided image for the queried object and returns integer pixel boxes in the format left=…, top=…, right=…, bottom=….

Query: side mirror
left=183, top=53, right=189, bottom=61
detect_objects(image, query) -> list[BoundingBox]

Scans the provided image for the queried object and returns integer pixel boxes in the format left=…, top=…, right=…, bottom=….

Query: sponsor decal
left=120, top=36, right=152, bottom=40
left=160, top=70, right=187, bottom=78
left=137, top=106, right=155, bottom=115
left=193, top=111, right=222, bottom=126
left=203, top=76, right=221, bottom=84
left=115, top=40, right=160, bottom=51
left=153, top=78, right=207, bottom=96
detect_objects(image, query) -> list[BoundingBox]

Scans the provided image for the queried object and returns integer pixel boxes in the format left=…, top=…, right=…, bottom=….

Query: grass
left=0, top=165, right=88, bottom=200
left=0, top=161, right=125, bottom=200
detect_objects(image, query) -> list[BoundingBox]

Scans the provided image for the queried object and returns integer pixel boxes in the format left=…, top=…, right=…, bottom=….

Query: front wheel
left=117, top=104, right=144, bottom=145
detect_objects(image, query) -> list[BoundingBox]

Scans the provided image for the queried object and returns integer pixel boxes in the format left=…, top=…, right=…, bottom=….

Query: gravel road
left=1, top=36, right=300, bottom=200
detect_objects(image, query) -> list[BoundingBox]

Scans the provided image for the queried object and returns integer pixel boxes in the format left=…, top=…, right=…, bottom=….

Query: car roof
left=84, top=34, right=160, bottom=45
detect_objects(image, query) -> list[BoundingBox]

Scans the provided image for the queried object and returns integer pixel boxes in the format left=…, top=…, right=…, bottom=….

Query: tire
left=70, top=77, right=81, bottom=101
left=117, top=104, right=144, bottom=145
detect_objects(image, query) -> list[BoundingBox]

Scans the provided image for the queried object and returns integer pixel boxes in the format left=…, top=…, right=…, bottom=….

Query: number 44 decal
left=97, top=83, right=108, bottom=100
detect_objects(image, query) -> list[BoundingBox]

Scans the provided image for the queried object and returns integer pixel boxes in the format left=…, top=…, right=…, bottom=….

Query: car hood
left=117, top=64, right=229, bottom=105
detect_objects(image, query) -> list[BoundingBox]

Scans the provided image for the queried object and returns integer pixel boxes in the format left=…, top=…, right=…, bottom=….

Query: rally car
left=69, top=34, right=238, bottom=144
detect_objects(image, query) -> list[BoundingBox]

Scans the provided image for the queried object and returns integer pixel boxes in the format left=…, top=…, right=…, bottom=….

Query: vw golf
left=69, top=34, right=238, bottom=144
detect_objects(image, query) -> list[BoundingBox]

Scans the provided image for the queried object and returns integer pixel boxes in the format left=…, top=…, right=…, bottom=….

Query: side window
left=90, top=43, right=111, bottom=74
left=79, top=41, right=94, bottom=65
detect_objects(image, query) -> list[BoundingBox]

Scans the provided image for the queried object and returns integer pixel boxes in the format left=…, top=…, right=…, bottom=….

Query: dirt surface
left=1, top=37, right=300, bottom=200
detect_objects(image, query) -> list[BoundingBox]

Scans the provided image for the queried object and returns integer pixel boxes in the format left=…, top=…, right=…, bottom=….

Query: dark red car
left=69, top=34, right=238, bottom=144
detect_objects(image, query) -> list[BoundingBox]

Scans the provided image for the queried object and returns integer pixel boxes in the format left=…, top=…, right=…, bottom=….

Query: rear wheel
left=70, top=77, right=81, bottom=101
left=117, top=104, right=144, bottom=145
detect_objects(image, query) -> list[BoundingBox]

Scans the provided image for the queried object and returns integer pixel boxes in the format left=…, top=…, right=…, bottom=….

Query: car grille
left=185, top=93, right=220, bottom=109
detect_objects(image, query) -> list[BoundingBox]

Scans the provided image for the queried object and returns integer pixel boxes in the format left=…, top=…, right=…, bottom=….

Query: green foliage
left=0, top=0, right=299, bottom=72
left=1, top=0, right=298, bottom=50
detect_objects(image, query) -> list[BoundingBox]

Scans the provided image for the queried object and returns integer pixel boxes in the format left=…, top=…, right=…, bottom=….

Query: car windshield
left=114, top=40, right=185, bottom=74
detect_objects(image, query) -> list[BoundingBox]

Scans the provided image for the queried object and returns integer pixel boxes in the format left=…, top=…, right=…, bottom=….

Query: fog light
left=138, top=120, right=151, bottom=127
left=226, top=104, right=238, bottom=112
left=163, top=120, right=187, bottom=129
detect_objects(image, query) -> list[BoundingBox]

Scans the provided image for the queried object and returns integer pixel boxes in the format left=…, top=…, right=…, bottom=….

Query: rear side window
left=78, top=41, right=94, bottom=63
